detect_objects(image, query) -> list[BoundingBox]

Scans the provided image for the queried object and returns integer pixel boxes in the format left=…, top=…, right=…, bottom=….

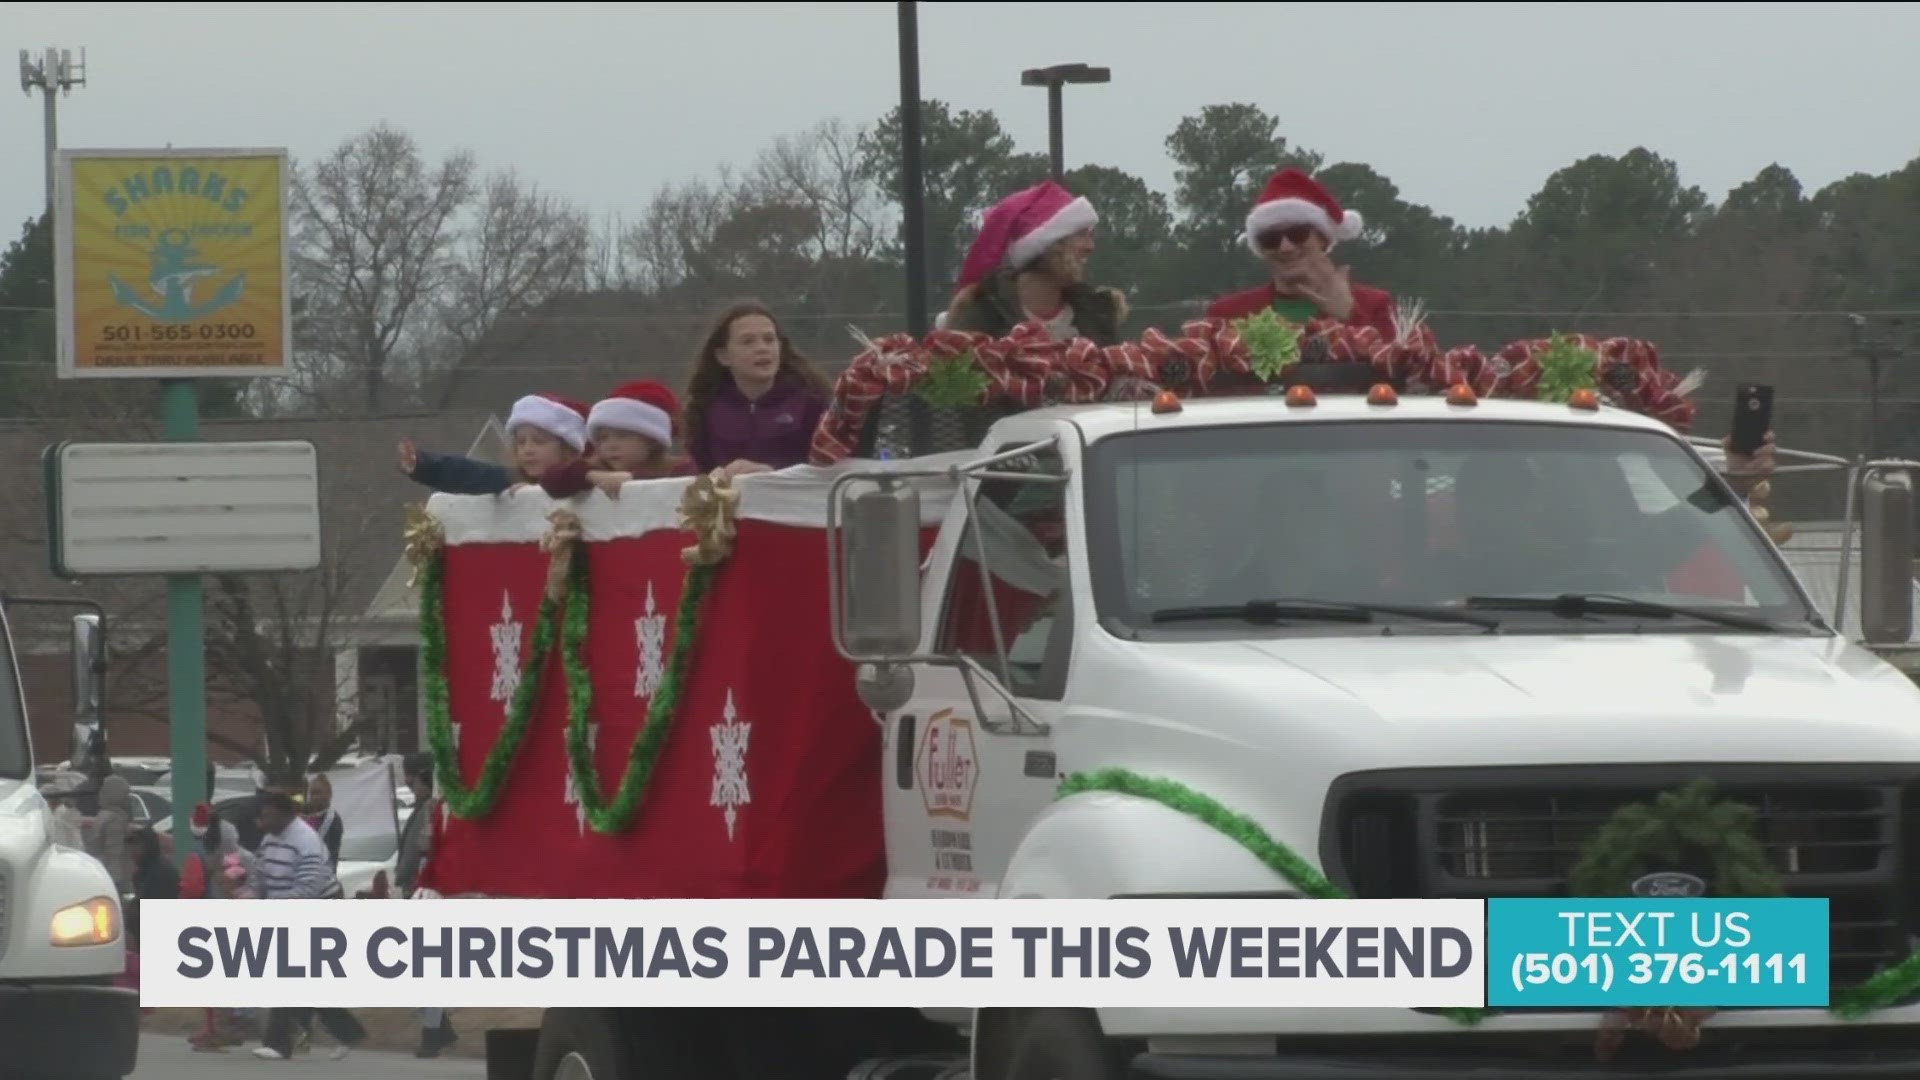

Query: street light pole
left=1021, top=63, right=1109, bottom=181
left=897, top=2, right=929, bottom=336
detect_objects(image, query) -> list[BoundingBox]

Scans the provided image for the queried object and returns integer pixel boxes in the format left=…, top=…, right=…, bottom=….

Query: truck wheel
left=1004, top=1009, right=1128, bottom=1080
left=531, top=1009, right=632, bottom=1080
left=532, top=1008, right=711, bottom=1080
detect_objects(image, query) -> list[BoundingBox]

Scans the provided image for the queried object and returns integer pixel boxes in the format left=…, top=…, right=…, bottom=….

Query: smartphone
left=1730, top=383, right=1774, bottom=455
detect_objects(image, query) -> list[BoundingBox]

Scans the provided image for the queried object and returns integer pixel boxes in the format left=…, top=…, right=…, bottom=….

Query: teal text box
left=1486, top=898, right=1829, bottom=1008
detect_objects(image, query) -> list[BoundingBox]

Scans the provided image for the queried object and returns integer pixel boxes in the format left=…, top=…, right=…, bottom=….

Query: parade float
left=409, top=311, right=1920, bottom=1080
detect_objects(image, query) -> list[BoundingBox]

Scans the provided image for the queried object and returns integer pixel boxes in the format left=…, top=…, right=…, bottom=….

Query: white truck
left=468, top=389, right=1920, bottom=1080
left=0, top=601, right=139, bottom=1080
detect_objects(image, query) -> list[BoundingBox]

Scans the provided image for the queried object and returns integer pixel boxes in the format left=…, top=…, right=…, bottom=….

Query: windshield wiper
left=1464, top=592, right=1780, bottom=632
left=1149, top=598, right=1501, bottom=630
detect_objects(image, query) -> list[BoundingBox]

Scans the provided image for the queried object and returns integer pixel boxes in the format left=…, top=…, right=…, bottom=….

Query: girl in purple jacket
left=682, top=301, right=832, bottom=477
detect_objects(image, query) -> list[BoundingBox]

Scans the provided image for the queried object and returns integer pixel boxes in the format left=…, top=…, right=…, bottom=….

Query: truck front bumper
left=1132, top=1045, right=1920, bottom=1079
left=0, top=980, right=140, bottom=1078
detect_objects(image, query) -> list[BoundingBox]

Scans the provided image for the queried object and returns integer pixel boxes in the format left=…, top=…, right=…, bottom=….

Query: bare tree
left=438, top=170, right=591, bottom=352
left=621, top=173, right=738, bottom=292
left=585, top=210, right=636, bottom=290
left=747, top=119, right=884, bottom=263
left=291, top=124, right=476, bottom=415
left=203, top=495, right=393, bottom=784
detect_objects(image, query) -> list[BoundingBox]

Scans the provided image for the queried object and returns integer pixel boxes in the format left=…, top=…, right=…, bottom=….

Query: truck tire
left=532, top=1008, right=713, bottom=1080
left=532, top=1010, right=626, bottom=1080
left=1003, top=1009, right=1128, bottom=1080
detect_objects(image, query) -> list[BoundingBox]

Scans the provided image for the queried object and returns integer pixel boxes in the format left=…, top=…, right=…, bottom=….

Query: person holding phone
left=1720, top=385, right=1779, bottom=499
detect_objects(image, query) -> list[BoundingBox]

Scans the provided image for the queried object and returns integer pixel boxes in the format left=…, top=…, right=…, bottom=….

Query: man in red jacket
left=1206, top=167, right=1397, bottom=339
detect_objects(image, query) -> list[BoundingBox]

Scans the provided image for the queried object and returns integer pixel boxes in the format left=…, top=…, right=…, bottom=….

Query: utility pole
left=1021, top=63, right=1110, bottom=181
left=1850, top=313, right=1911, bottom=459
left=19, top=46, right=87, bottom=213
left=897, top=2, right=929, bottom=336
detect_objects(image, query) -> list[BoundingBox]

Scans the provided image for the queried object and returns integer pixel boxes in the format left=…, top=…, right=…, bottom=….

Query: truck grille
left=1322, top=765, right=1918, bottom=997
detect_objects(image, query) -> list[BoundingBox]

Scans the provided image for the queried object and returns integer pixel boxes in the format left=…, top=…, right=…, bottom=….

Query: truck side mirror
left=834, top=478, right=923, bottom=713
left=71, top=613, right=103, bottom=714
left=69, top=613, right=106, bottom=767
left=838, top=479, right=923, bottom=658
left=1860, top=469, right=1914, bottom=645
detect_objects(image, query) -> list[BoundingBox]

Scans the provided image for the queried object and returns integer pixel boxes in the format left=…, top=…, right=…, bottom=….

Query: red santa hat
left=506, top=393, right=591, bottom=452
left=1245, top=168, right=1364, bottom=254
left=588, top=380, right=678, bottom=446
left=956, top=180, right=1099, bottom=291
left=189, top=802, right=211, bottom=838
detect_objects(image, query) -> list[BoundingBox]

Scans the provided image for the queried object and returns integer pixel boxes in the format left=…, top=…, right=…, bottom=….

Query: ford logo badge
left=1631, top=871, right=1708, bottom=898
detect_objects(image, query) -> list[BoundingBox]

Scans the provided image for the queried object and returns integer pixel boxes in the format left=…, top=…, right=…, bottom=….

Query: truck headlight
left=50, top=896, right=119, bottom=947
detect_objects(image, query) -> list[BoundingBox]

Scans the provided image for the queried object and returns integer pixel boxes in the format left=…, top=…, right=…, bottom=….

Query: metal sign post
left=52, top=145, right=294, bottom=859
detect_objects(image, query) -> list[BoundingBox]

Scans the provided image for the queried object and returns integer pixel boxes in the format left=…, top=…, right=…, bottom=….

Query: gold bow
left=403, top=504, right=445, bottom=590
left=541, top=508, right=584, bottom=601
left=677, top=470, right=742, bottom=566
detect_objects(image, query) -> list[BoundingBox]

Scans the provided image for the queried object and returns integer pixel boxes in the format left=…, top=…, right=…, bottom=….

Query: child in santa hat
left=941, top=180, right=1128, bottom=345
left=1206, top=167, right=1398, bottom=340
left=540, top=380, right=697, bottom=499
left=399, top=392, right=591, bottom=494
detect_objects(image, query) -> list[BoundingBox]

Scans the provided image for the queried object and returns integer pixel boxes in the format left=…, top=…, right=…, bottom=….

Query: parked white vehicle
left=0, top=602, right=137, bottom=1079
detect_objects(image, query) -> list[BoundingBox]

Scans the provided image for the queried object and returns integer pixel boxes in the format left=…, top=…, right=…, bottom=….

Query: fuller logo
left=1630, top=871, right=1709, bottom=898
left=916, top=708, right=977, bottom=821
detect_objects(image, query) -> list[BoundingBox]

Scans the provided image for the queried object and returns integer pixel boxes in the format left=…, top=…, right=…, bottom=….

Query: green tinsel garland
left=1056, top=768, right=1486, bottom=1027
left=1059, top=768, right=1920, bottom=1024
left=419, top=553, right=563, bottom=819
left=561, top=551, right=718, bottom=834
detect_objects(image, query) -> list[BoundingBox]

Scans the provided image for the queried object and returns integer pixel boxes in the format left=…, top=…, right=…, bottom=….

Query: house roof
left=0, top=412, right=494, bottom=648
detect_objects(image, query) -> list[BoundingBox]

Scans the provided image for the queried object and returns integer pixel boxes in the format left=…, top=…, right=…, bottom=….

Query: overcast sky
left=5, top=1, right=1918, bottom=240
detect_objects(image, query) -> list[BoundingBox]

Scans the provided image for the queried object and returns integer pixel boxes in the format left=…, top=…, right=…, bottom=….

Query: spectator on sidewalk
left=248, top=791, right=364, bottom=1062
left=396, top=754, right=459, bottom=1058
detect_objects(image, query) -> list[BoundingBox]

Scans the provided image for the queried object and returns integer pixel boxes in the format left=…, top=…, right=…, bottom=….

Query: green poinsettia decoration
left=1535, top=332, right=1602, bottom=403
left=1233, top=308, right=1304, bottom=382
left=915, top=351, right=993, bottom=407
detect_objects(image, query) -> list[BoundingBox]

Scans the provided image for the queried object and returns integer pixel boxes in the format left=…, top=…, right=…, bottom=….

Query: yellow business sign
left=54, top=148, right=291, bottom=379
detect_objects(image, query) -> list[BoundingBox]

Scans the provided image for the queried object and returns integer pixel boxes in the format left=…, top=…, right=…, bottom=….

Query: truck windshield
left=1085, top=420, right=1819, bottom=636
left=0, top=610, right=28, bottom=778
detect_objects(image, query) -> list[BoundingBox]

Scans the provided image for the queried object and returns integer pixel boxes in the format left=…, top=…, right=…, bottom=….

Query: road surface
left=131, top=1033, right=484, bottom=1079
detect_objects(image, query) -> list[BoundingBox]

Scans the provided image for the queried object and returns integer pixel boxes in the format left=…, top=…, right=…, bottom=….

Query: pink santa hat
left=506, top=393, right=591, bottom=452
left=1244, top=167, right=1364, bottom=255
left=955, top=180, right=1099, bottom=292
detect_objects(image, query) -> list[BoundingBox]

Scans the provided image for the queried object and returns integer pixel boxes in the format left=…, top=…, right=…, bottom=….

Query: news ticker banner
left=137, top=897, right=1831, bottom=1011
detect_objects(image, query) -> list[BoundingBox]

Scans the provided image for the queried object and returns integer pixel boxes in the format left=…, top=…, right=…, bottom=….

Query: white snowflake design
left=634, top=582, right=666, bottom=701
left=562, top=721, right=600, bottom=837
left=489, top=592, right=523, bottom=709
left=709, top=689, right=752, bottom=842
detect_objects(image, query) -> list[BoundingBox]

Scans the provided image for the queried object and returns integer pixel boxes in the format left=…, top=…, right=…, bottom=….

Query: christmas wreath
left=809, top=312, right=1703, bottom=466
left=1564, top=780, right=1782, bottom=1059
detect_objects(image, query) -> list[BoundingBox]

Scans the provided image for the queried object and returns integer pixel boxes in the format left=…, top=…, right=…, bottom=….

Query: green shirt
left=1269, top=296, right=1321, bottom=325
